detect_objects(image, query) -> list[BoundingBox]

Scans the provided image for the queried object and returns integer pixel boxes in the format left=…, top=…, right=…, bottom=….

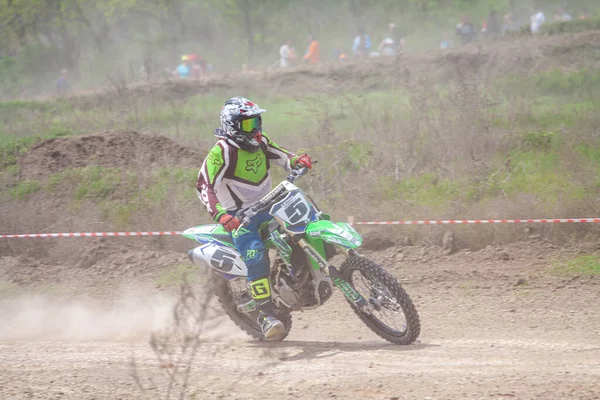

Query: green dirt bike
left=183, top=167, right=420, bottom=344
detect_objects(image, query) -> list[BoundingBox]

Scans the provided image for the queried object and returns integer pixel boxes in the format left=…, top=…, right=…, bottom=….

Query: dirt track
left=3, top=25, right=600, bottom=399
left=1, top=242, right=599, bottom=400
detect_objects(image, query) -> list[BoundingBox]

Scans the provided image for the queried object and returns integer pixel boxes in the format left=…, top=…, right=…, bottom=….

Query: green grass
left=494, top=150, right=586, bottom=201
left=552, top=256, right=600, bottom=275
left=0, top=127, right=74, bottom=169
left=2, top=68, right=600, bottom=241
left=0, top=88, right=411, bottom=148
left=577, top=144, right=600, bottom=165
left=43, top=166, right=134, bottom=201
left=497, top=69, right=600, bottom=100
left=24, top=144, right=588, bottom=228
left=0, top=69, right=595, bottom=147
left=0, top=134, right=44, bottom=169
left=28, top=165, right=199, bottom=200
left=7, top=180, right=42, bottom=199
left=123, top=90, right=410, bottom=143
left=0, top=100, right=54, bottom=113
left=540, top=17, right=600, bottom=35
left=2, top=165, right=201, bottom=228
left=371, top=144, right=594, bottom=216
left=378, top=174, right=464, bottom=212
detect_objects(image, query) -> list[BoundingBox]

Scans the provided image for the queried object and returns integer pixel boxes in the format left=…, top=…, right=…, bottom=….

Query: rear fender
left=188, top=242, right=248, bottom=277
left=182, top=225, right=235, bottom=248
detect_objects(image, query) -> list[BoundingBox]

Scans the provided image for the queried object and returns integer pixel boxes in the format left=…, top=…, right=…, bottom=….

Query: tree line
left=0, top=0, right=597, bottom=97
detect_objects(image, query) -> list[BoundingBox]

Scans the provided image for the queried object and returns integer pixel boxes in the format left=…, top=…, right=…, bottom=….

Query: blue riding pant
left=229, top=211, right=273, bottom=281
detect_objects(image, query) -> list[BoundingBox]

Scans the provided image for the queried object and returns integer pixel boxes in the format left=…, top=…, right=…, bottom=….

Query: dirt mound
left=69, top=30, right=600, bottom=109
left=19, top=130, right=204, bottom=179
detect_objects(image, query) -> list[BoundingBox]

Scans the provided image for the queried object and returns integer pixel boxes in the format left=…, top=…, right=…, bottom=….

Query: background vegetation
left=2, top=0, right=600, bottom=252
left=1, top=0, right=600, bottom=98
left=2, top=63, right=600, bottom=249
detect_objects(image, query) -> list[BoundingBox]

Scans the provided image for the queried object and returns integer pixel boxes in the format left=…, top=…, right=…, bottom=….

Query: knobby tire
left=211, top=273, right=292, bottom=342
left=340, top=254, right=421, bottom=345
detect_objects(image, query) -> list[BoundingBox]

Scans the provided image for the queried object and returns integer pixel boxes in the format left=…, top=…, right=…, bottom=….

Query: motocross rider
left=196, top=97, right=313, bottom=340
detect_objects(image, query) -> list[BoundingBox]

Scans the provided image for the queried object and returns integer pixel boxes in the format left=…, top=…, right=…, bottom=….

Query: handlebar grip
left=236, top=204, right=262, bottom=220
left=287, top=167, right=309, bottom=182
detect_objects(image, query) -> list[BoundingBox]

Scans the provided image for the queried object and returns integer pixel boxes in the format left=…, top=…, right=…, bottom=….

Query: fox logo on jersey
left=245, top=153, right=263, bottom=174
left=208, top=151, right=223, bottom=166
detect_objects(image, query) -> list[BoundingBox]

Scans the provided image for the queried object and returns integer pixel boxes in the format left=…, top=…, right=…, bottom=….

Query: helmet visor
left=240, top=117, right=261, bottom=133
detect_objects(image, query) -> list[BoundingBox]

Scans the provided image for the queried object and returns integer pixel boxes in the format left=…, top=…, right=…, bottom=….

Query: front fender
left=306, top=220, right=362, bottom=249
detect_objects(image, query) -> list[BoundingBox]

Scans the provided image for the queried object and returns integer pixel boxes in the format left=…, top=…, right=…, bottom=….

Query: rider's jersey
left=196, top=130, right=297, bottom=220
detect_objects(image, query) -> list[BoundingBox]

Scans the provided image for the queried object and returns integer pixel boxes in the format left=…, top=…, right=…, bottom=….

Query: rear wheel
left=211, top=273, right=292, bottom=341
left=340, top=254, right=420, bottom=345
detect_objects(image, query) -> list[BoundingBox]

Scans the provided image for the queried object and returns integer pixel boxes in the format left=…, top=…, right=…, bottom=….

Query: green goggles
left=240, top=117, right=261, bottom=133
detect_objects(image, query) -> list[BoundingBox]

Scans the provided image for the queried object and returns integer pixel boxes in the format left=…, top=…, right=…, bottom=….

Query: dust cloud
left=0, top=284, right=248, bottom=342
left=0, top=287, right=176, bottom=341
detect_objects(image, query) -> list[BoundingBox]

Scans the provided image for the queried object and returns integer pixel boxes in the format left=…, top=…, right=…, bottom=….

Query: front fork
left=297, top=239, right=369, bottom=311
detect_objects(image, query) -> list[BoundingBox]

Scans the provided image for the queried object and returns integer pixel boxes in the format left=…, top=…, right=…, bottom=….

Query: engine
left=272, top=258, right=333, bottom=309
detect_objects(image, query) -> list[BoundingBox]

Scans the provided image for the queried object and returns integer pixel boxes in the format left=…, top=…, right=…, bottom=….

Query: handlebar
left=234, top=165, right=313, bottom=230
left=287, top=166, right=309, bottom=183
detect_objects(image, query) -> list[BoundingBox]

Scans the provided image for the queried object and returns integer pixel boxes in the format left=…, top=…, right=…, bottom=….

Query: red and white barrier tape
left=352, top=218, right=600, bottom=225
left=0, top=231, right=183, bottom=239
left=2, top=218, right=600, bottom=239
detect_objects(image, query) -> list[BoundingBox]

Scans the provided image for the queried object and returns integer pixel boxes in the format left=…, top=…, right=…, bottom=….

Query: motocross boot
left=249, top=277, right=285, bottom=341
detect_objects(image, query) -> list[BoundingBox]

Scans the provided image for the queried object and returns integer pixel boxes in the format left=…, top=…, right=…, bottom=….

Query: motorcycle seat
left=212, top=220, right=279, bottom=245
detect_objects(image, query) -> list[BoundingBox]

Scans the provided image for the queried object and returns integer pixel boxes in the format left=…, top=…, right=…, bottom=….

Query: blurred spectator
left=175, top=55, right=191, bottom=78
left=502, top=12, right=519, bottom=35
left=378, top=23, right=402, bottom=56
left=279, top=40, right=297, bottom=68
left=352, top=29, right=372, bottom=57
left=440, top=33, right=452, bottom=49
left=555, top=7, right=573, bottom=21
left=561, top=10, right=574, bottom=21
left=303, top=35, right=320, bottom=64
left=139, top=65, right=148, bottom=82
left=530, top=9, right=546, bottom=34
left=456, top=16, right=476, bottom=44
left=487, top=10, right=501, bottom=36
left=388, top=23, right=405, bottom=53
left=139, top=56, right=152, bottom=82
left=187, top=54, right=206, bottom=78
left=56, top=69, right=68, bottom=96
left=332, top=42, right=348, bottom=60
left=378, top=37, right=395, bottom=56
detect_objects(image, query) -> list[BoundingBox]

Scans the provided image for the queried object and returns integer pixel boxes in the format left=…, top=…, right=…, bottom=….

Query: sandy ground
left=1, top=242, right=599, bottom=400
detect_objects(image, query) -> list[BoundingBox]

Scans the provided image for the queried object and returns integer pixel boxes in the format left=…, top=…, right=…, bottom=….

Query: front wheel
left=340, top=254, right=420, bottom=345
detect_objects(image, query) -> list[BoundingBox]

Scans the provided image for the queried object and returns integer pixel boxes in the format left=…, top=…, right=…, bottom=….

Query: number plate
left=198, top=244, right=246, bottom=275
left=270, top=191, right=313, bottom=226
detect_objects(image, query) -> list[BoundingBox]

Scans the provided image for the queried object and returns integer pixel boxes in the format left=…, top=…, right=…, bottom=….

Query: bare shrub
left=131, top=274, right=221, bottom=400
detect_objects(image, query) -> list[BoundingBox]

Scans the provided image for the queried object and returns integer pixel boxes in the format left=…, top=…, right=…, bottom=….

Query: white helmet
left=220, top=97, right=266, bottom=152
